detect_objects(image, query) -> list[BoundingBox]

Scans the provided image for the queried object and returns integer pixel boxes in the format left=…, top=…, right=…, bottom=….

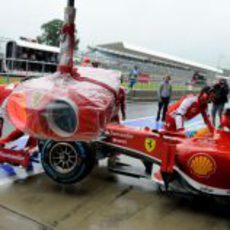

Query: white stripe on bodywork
left=174, top=167, right=230, bottom=196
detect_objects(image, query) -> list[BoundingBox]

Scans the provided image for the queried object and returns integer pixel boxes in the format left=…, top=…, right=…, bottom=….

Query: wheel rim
left=49, top=143, right=80, bottom=174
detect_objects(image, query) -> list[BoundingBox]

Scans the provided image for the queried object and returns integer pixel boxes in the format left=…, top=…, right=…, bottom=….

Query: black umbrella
left=68, top=0, right=75, bottom=7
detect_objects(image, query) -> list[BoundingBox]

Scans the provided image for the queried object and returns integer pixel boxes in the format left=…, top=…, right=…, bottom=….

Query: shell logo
left=188, top=154, right=216, bottom=178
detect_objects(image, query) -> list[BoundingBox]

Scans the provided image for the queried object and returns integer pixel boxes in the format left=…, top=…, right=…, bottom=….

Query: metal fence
left=0, top=58, right=58, bottom=83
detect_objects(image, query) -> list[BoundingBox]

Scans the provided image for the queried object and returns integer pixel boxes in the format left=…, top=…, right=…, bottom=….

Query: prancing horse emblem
left=145, top=138, right=156, bottom=152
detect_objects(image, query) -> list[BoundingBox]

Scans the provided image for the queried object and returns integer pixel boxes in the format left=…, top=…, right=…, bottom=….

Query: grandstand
left=0, top=37, right=59, bottom=77
left=88, top=42, right=223, bottom=85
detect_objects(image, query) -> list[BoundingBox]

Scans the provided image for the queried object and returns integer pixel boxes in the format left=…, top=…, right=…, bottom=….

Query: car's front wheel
left=41, top=140, right=95, bottom=184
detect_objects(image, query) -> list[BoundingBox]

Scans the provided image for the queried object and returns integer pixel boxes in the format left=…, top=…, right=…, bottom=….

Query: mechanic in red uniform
left=152, top=86, right=215, bottom=183
left=165, top=86, right=215, bottom=133
left=0, top=129, right=37, bottom=148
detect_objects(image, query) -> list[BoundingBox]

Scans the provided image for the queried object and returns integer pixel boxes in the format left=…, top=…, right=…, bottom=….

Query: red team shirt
left=165, top=94, right=213, bottom=132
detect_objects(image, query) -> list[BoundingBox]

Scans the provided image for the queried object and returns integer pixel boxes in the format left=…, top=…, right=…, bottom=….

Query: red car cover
left=5, top=67, right=121, bottom=141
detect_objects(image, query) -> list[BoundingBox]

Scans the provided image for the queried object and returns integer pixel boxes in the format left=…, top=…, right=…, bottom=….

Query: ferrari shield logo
left=145, top=138, right=156, bottom=152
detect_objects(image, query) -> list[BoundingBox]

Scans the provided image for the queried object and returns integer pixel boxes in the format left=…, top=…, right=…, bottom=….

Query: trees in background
left=37, top=19, right=79, bottom=50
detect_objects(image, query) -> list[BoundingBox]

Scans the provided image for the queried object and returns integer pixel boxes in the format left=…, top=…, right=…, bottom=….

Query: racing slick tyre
left=41, top=140, right=96, bottom=184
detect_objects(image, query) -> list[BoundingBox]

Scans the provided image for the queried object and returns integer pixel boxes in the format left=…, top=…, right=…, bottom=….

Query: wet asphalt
left=0, top=102, right=230, bottom=230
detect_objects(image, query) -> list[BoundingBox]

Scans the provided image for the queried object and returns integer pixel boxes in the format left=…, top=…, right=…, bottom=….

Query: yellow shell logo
left=188, top=154, right=216, bottom=178
left=145, top=138, right=156, bottom=152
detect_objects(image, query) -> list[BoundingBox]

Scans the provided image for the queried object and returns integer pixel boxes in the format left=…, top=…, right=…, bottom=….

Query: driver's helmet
left=220, top=108, right=230, bottom=128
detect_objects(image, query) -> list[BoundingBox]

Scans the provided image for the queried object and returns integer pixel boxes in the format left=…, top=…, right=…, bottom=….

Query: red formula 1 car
left=1, top=114, right=230, bottom=199
left=96, top=123, right=230, bottom=197
left=36, top=121, right=230, bottom=198
left=0, top=0, right=229, bottom=200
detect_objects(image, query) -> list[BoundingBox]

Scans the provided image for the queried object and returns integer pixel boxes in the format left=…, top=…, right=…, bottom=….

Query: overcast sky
left=1, top=0, right=230, bottom=68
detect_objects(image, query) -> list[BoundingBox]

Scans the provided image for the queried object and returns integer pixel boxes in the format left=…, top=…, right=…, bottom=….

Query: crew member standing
left=128, top=66, right=139, bottom=91
left=211, top=78, right=229, bottom=127
left=156, top=75, right=172, bottom=123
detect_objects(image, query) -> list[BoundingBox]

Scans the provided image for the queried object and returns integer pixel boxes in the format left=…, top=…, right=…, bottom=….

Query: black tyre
left=41, top=140, right=95, bottom=184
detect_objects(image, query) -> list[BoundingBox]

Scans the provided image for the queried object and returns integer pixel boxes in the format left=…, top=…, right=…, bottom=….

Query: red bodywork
left=105, top=124, right=230, bottom=196
left=0, top=127, right=37, bottom=169
left=0, top=84, right=17, bottom=105
left=0, top=148, right=30, bottom=168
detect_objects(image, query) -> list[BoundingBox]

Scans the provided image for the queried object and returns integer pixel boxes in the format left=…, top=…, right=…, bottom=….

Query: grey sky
left=0, top=0, right=230, bottom=68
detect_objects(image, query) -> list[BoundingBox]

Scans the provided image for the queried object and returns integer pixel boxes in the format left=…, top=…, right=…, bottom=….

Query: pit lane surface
left=0, top=102, right=230, bottom=230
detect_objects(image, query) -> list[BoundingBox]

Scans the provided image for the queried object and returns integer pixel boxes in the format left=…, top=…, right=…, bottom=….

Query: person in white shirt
left=156, top=75, right=172, bottom=122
